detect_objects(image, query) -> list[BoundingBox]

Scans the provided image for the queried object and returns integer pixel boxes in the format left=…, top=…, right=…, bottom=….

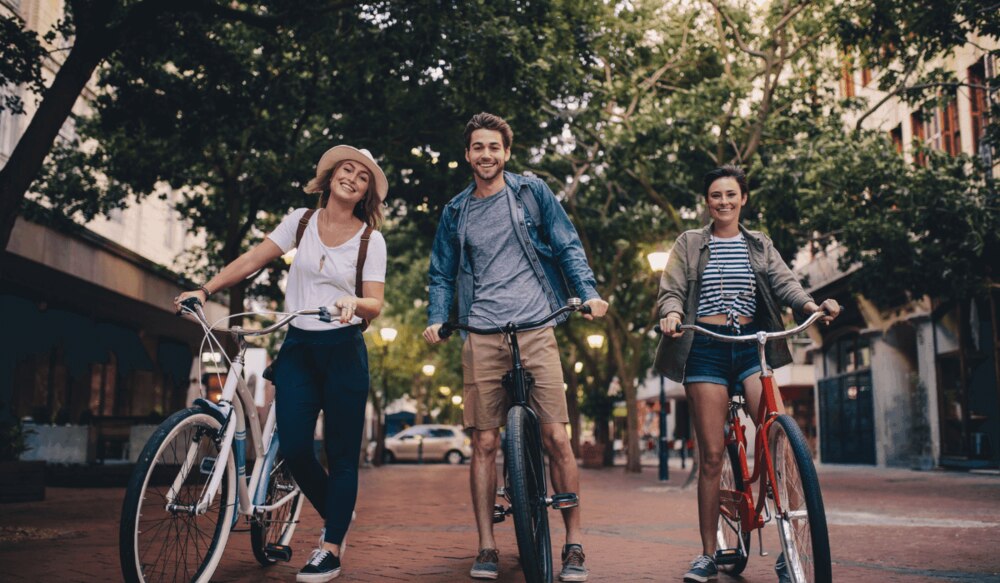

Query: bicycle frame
left=683, top=311, right=827, bottom=539
left=171, top=302, right=332, bottom=522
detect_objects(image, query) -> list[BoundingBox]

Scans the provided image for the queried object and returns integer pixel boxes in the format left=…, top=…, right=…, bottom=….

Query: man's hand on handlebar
left=423, top=323, right=446, bottom=344
left=582, top=298, right=609, bottom=321
left=659, top=312, right=683, bottom=338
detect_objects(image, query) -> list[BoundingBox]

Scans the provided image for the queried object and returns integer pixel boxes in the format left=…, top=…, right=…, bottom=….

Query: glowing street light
left=439, top=386, right=451, bottom=396
left=422, top=364, right=436, bottom=377
left=574, top=361, right=584, bottom=373
left=586, top=334, right=605, bottom=349
left=379, top=327, right=398, bottom=343
left=647, top=251, right=670, bottom=272
left=451, top=395, right=463, bottom=405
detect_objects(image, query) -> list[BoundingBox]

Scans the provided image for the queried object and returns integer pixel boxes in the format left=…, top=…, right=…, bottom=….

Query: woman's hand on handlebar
left=174, top=289, right=207, bottom=314
left=659, top=312, right=684, bottom=338
left=582, top=298, right=609, bottom=321
left=423, top=323, right=446, bottom=344
left=805, top=298, right=841, bottom=324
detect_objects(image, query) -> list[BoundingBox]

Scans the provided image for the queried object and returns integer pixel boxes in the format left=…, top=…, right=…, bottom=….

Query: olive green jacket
left=653, top=223, right=814, bottom=383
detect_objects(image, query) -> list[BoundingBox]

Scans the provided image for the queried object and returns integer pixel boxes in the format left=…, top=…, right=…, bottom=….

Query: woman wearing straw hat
left=175, top=145, right=389, bottom=582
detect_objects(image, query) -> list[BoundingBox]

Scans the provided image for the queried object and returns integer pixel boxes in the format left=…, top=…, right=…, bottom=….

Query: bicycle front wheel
left=717, top=442, right=751, bottom=575
left=119, top=408, right=236, bottom=583
left=768, top=414, right=832, bottom=583
left=251, top=435, right=303, bottom=566
left=505, top=405, right=553, bottom=583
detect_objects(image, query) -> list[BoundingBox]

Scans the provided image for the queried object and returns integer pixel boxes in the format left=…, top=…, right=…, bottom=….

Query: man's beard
left=473, top=159, right=504, bottom=182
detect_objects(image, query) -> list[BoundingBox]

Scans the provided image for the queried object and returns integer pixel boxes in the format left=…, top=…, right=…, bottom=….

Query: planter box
left=0, top=460, right=46, bottom=503
left=580, top=442, right=605, bottom=469
left=21, top=425, right=89, bottom=464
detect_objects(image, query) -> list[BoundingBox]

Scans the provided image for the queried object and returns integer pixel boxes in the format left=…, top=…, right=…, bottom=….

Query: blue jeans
left=272, top=325, right=369, bottom=545
left=683, top=321, right=762, bottom=394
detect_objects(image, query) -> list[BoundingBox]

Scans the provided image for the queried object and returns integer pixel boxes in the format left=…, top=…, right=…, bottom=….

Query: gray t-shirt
left=464, top=188, right=553, bottom=328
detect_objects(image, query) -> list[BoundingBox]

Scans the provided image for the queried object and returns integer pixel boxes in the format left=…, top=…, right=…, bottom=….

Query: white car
left=372, top=424, right=472, bottom=464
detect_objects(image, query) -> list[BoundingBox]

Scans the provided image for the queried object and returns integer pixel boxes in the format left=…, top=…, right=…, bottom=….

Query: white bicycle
left=119, top=297, right=340, bottom=582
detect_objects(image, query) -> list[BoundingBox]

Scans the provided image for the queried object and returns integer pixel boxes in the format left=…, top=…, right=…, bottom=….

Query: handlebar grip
left=438, top=324, right=455, bottom=339
left=579, top=304, right=593, bottom=315
left=653, top=323, right=682, bottom=335
left=176, top=296, right=202, bottom=316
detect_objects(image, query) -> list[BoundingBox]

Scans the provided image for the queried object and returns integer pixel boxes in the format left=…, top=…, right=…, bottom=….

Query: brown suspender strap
left=295, top=208, right=318, bottom=248
left=355, top=225, right=374, bottom=331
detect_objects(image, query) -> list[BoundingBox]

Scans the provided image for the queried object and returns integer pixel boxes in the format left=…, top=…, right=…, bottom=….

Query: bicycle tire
left=251, top=435, right=303, bottom=566
left=505, top=405, right=553, bottom=583
left=768, top=414, right=832, bottom=583
left=717, top=441, right=751, bottom=575
left=119, top=407, right=236, bottom=583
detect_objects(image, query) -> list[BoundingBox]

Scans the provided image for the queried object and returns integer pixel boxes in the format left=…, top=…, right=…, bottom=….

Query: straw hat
left=313, top=145, right=388, bottom=201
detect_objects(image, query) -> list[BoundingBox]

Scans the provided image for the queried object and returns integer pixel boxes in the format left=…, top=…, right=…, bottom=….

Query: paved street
left=1, top=461, right=998, bottom=582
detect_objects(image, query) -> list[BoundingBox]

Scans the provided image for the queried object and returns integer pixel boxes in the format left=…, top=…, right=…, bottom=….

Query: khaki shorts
left=461, top=326, right=568, bottom=430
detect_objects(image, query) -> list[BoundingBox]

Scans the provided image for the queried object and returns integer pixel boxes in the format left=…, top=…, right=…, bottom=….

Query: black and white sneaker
left=296, top=549, right=341, bottom=582
left=683, top=554, right=718, bottom=582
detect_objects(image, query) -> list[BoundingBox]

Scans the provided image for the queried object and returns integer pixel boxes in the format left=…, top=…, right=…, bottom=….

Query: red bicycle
left=677, top=311, right=832, bottom=583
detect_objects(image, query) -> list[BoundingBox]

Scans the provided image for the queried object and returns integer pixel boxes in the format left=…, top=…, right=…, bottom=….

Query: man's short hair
left=464, top=112, right=514, bottom=150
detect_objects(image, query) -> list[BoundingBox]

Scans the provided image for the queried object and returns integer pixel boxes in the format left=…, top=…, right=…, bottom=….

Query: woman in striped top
left=655, top=165, right=840, bottom=583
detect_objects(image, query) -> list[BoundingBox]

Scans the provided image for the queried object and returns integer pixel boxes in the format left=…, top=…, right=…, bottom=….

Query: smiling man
left=423, top=112, right=608, bottom=581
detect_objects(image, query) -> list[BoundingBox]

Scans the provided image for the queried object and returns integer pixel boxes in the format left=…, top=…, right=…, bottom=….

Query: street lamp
left=648, top=251, right=670, bottom=481
left=374, top=327, right=397, bottom=467
left=418, top=364, right=435, bottom=424
left=451, top=395, right=462, bottom=405
left=586, top=334, right=605, bottom=349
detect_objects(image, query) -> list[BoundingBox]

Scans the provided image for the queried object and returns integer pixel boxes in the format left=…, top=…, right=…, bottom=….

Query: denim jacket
left=428, top=171, right=600, bottom=329
left=653, top=223, right=814, bottom=383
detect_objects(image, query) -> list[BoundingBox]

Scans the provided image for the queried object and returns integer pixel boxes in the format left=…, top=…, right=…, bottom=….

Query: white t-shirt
left=268, top=208, right=386, bottom=331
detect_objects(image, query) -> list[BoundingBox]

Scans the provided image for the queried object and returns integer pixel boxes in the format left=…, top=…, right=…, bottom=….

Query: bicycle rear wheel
left=717, top=442, right=751, bottom=575
left=505, top=405, right=553, bottom=583
left=119, top=408, right=236, bottom=583
left=251, top=435, right=303, bottom=566
left=768, top=414, right=832, bottom=583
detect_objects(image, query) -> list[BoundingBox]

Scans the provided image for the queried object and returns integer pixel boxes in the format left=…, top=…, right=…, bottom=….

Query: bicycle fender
left=194, top=397, right=228, bottom=426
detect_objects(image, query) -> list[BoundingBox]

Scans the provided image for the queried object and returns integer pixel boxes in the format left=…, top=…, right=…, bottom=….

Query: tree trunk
left=0, top=38, right=109, bottom=250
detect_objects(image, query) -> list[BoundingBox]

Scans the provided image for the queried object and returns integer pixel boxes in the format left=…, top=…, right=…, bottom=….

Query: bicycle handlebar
left=177, top=297, right=342, bottom=337
left=439, top=298, right=591, bottom=339
left=657, top=309, right=828, bottom=344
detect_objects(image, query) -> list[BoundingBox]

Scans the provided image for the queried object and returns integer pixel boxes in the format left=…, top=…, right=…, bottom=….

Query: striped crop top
left=696, top=233, right=757, bottom=325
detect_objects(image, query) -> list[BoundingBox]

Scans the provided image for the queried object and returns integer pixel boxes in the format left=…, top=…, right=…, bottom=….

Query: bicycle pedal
left=199, top=457, right=216, bottom=475
left=714, top=548, right=742, bottom=565
left=264, top=544, right=293, bottom=562
left=493, top=504, right=508, bottom=523
left=548, top=492, right=579, bottom=510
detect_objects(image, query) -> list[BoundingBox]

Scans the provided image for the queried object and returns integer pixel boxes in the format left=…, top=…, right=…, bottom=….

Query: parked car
left=370, top=424, right=472, bottom=464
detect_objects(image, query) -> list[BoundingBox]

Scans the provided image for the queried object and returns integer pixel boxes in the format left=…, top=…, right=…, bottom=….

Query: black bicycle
left=440, top=299, right=590, bottom=583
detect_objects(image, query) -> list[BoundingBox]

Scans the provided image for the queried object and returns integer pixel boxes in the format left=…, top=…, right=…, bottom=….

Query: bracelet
left=199, top=285, right=212, bottom=298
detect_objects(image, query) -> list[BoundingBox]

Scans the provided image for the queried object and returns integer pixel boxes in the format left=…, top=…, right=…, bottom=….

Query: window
left=861, top=67, right=872, bottom=88
left=840, top=54, right=855, bottom=98
left=919, top=97, right=962, bottom=158
left=829, top=333, right=871, bottom=375
left=910, top=111, right=925, bottom=166
left=890, top=124, right=903, bottom=154
left=429, top=428, right=455, bottom=438
left=968, top=58, right=988, bottom=157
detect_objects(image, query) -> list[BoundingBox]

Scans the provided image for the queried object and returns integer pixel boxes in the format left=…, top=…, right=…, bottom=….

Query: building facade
left=1, top=0, right=226, bottom=464
left=799, top=37, right=999, bottom=469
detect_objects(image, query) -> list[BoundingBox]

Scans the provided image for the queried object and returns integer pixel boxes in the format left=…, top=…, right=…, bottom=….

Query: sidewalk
left=0, top=463, right=998, bottom=582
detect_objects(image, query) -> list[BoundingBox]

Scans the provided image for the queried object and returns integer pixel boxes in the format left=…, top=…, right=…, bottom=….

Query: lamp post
left=648, top=251, right=671, bottom=481
left=420, top=364, right=435, bottom=424
left=373, top=327, right=397, bottom=467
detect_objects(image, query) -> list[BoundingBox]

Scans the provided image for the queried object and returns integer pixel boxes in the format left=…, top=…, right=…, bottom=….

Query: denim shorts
left=683, top=321, right=762, bottom=394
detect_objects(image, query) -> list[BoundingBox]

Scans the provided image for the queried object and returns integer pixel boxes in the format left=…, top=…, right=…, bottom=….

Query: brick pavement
left=0, top=462, right=998, bottom=582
